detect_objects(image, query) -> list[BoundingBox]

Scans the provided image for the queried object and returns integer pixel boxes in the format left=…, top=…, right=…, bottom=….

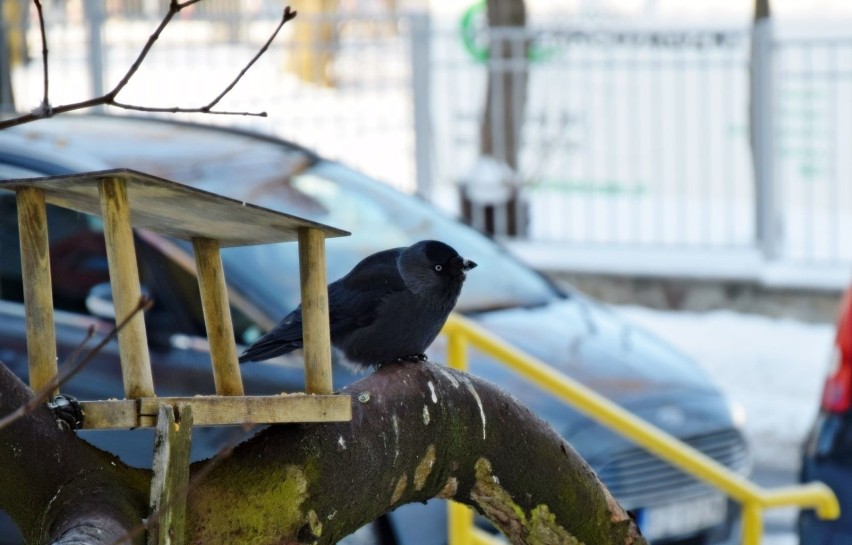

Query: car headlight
left=727, top=396, right=748, bottom=430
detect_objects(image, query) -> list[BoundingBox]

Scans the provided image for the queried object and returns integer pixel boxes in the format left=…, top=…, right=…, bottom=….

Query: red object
left=821, top=287, right=852, bottom=413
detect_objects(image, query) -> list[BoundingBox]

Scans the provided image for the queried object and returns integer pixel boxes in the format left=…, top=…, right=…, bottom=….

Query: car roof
left=0, top=114, right=318, bottom=200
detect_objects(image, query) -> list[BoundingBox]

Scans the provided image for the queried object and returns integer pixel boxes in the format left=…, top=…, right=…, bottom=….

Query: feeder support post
left=99, top=177, right=155, bottom=399
left=192, top=237, right=244, bottom=396
left=298, top=227, right=333, bottom=394
left=16, top=187, right=58, bottom=394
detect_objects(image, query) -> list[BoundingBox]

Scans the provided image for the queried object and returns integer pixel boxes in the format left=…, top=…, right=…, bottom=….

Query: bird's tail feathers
left=238, top=340, right=301, bottom=364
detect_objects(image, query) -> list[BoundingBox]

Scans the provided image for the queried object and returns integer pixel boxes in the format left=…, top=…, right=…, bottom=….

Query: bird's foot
left=397, top=353, right=427, bottom=363
left=379, top=353, right=428, bottom=366
left=48, top=394, right=83, bottom=431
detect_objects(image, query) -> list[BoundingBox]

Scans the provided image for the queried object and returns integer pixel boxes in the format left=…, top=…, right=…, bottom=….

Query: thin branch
left=0, top=297, right=153, bottom=430
left=0, top=3, right=298, bottom=130
left=110, top=101, right=267, bottom=117
left=103, top=1, right=182, bottom=102
left=33, top=0, right=49, bottom=114
left=204, top=6, right=297, bottom=111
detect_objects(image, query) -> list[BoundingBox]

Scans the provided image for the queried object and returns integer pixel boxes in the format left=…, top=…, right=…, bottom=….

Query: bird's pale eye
left=434, top=264, right=443, bottom=272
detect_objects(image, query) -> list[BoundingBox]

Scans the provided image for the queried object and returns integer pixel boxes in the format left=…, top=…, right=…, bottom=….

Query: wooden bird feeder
left=0, top=168, right=352, bottom=426
left=3, top=168, right=354, bottom=544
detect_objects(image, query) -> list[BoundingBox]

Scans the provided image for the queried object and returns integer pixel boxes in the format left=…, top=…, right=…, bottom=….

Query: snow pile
left=618, top=306, right=835, bottom=470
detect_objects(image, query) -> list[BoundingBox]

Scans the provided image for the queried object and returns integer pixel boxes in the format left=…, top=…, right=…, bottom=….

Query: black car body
left=800, top=285, right=852, bottom=545
left=0, top=114, right=750, bottom=544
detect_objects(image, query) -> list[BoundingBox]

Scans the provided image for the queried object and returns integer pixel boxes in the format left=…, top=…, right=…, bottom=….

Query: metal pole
left=750, top=2, right=778, bottom=260
left=0, top=2, right=15, bottom=112
left=410, top=13, right=433, bottom=200
left=83, top=0, right=105, bottom=107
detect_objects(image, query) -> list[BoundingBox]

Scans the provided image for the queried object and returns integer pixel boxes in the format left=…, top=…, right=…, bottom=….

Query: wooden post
left=148, top=404, right=192, bottom=545
left=192, top=237, right=243, bottom=396
left=298, top=227, right=332, bottom=394
left=98, top=177, right=155, bottom=399
left=15, top=187, right=58, bottom=394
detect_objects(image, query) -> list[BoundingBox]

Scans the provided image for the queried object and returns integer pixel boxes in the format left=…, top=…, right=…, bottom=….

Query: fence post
left=0, top=3, right=15, bottom=112
left=83, top=0, right=105, bottom=108
left=750, top=4, right=778, bottom=260
left=409, top=12, right=433, bottom=200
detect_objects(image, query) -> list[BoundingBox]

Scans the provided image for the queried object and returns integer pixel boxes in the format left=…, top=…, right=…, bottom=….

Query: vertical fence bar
left=0, top=3, right=14, bottom=112
left=298, top=227, right=333, bottom=395
left=16, top=187, right=58, bottom=394
left=192, top=237, right=244, bottom=396
left=83, top=0, right=105, bottom=106
left=410, top=12, right=433, bottom=200
left=751, top=14, right=778, bottom=260
left=99, top=177, right=155, bottom=399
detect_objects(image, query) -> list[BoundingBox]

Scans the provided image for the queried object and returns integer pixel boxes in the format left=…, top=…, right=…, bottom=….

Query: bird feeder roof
left=0, top=168, right=349, bottom=247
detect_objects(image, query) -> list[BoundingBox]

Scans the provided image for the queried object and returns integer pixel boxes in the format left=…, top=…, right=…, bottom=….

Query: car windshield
left=0, top=115, right=561, bottom=316
left=215, top=160, right=563, bottom=316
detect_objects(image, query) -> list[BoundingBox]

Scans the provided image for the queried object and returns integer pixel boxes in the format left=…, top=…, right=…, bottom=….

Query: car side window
left=1, top=192, right=262, bottom=346
left=0, top=193, right=110, bottom=313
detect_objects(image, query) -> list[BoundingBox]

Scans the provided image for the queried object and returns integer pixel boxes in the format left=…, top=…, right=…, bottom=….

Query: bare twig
left=0, top=2, right=298, bottom=130
left=0, top=297, right=153, bottom=430
left=204, top=7, right=297, bottom=111
left=33, top=0, right=49, bottom=115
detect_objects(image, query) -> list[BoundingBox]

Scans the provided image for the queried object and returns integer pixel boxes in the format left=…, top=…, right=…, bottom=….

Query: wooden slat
left=298, top=227, right=333, bottom=394
left=148, top=404, right=192, bottom=545
left=99, top=177, right=155, bottom=399
left=79, top=394, right=351, bottom=429
left=192, top=237, right=243, bottom=396
left=15, top=188, right=58, bottom=394
left=0, top=169, right=348, bottom=247
left=79, top=399, right=141, bottom=428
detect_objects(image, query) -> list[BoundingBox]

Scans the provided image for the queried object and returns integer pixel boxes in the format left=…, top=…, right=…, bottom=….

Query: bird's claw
left=380, top=353, right=429, bottom=366
left=47, top=394, right=83, bottom=431
left=396, top=353, right=427, bottom=363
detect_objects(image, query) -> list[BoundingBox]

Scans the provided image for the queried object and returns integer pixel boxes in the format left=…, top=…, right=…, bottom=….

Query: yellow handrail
left=441, top=313, right=839, bottom=545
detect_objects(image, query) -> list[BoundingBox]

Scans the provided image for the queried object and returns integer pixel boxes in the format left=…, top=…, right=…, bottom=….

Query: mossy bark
left=0, top=363, right=150, bottom=545
left=0, top=361, right=645, bottom=545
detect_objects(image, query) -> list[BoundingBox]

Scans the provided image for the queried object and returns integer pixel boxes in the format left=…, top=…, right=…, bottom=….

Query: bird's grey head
left=398, top=240, right=477, bottom=296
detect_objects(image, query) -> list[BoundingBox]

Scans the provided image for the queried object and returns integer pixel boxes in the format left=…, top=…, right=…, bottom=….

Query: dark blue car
left=0, top=114, right=750, bottom=544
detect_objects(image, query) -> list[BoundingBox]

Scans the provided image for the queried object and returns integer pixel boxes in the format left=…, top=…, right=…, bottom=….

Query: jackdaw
left=238, top=240, right=477, bottom=370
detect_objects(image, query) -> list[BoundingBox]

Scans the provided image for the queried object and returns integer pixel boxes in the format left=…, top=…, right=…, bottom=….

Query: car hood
left=430, top=295, right=733, bottom=448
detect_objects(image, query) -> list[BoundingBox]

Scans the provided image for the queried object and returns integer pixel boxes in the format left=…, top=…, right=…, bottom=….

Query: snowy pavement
left=616, top=305, right=837, bottom=544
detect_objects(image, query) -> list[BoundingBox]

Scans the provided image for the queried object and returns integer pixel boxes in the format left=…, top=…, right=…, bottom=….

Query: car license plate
left=637, top=494, right=727, bottom=541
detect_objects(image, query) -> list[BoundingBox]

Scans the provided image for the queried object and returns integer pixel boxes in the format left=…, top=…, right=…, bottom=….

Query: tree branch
left=0, top=2, right=298, bottom=130
left=0, top=364, right=149, bottom=545
left=33, top=0, right=49, bottom=115
left=0, top=360, right=645, bottom=544
left=183, top=362, right=646, bottom=545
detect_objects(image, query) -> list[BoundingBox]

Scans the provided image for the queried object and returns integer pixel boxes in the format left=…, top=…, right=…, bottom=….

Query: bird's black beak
left=462, top=259, right=477, bottom=272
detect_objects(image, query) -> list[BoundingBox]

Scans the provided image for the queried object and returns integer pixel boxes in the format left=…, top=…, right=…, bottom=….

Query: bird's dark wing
left=238, top=307, right=304, bottom=363
left=240, top=248, right=407, bottom=363
left=337, top=247, right=406, bottom=293
left=328, top=247, right=407, bottom=335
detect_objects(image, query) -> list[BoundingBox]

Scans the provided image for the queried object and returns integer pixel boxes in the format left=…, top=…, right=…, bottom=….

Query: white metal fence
left=3, top=1, right=851, bottom=270
left=4, top=0, right=420, bottom=192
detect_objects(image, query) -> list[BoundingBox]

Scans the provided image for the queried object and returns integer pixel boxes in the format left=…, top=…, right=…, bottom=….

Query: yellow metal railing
left=441, top=313, right=839, bottom=545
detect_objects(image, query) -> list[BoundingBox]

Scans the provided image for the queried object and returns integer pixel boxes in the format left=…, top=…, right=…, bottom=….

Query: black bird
left=238, top=240, right=477, bottom=370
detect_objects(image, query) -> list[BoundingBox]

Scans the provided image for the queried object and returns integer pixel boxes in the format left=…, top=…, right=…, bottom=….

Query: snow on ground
left=616, top=305, right=836, bottom=470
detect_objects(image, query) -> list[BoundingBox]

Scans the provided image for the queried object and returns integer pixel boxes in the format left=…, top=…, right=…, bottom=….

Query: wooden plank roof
left=0, top=168, right=348, bottom=247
